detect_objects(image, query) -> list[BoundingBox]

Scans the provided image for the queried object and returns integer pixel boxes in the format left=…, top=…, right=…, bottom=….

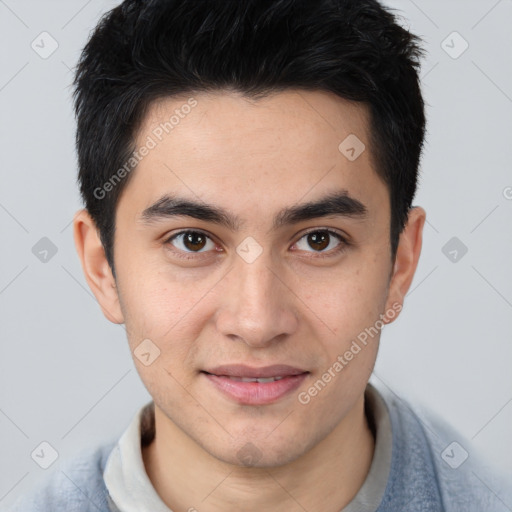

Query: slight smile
left=201, top=364, right=310, bottom=405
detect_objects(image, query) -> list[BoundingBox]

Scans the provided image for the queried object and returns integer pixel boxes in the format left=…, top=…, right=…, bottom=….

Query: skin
left=74, top=89, right=425, bottom=512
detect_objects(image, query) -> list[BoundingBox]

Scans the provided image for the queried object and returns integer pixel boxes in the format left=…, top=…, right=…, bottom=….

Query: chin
left=201, top=432, right=311, bottom=469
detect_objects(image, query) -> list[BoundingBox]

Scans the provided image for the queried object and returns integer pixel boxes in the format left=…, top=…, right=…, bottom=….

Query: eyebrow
left=138, top=190, right=368, bottom=232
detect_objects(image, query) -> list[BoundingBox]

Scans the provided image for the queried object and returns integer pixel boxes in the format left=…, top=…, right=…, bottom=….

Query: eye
left=293, top=229, right=348, bottom=257
left=164, top=228, right=349, bottom=260
left=164, top=230, right=217, bottom=258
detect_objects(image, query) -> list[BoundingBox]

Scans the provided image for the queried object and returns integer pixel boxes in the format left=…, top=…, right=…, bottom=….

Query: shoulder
left=376, top=384, right=512, bottom=511
left=4, top=440, right=117, bottom=512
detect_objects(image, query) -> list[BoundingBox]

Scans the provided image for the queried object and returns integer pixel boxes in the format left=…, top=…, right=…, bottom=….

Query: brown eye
left=165, top=230, right=215, bottom=255
left=294, top=229, right=348, bottom=257
left=182, top=232, right=207, bottom=251
left=307, top=231, right=330, bottom=251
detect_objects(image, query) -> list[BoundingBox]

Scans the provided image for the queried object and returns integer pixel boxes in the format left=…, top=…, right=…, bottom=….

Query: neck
left=142, top=394, right=374, bottom=512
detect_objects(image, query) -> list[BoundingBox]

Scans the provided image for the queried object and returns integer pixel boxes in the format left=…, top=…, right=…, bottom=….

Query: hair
left=73, top=0, right=426, bottom=278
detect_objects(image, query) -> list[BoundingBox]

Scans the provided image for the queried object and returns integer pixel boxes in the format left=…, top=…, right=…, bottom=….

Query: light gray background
left=1, top=0, right=511, bottom=508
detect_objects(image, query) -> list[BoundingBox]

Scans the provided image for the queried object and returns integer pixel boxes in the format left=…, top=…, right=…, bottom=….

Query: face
left=86, top=90, right=405, bottom=466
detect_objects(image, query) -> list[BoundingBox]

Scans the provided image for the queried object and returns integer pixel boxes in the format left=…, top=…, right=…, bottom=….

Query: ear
left=73, top=209, right=124, bottom=324
left=383, top=206, right=426, bottom=324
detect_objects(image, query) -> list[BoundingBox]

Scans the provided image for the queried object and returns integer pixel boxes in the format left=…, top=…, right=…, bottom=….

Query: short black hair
left=73, top=0, right=426, bottom=278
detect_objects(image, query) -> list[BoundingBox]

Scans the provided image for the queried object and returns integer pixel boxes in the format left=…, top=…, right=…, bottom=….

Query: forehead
left=138, top=89, right=372, bottom=163
left=120, top=89, right=387, bottom=224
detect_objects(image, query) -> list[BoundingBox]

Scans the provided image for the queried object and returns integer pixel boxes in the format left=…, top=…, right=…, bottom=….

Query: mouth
left=216, top=375, right=287, bottom=383
left=201, top=364, right=309, bottom=405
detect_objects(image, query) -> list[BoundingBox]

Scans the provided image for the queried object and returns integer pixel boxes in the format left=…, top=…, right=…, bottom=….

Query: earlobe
left=73, top=209, right=124, bottom=324
left=383, top=206, right=426, bottom=324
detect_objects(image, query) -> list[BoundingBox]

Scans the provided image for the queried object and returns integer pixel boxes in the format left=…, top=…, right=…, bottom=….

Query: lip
left=201, top=364, right=309, bottom=405
left=203, top=364, right=308, bottom=378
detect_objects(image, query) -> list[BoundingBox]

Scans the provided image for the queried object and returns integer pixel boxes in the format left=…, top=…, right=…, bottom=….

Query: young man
left=7, top=0, right=510, bottom=511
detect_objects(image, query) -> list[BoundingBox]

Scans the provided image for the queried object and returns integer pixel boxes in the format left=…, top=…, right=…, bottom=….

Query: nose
left=214, top=249, right=298, bottom=348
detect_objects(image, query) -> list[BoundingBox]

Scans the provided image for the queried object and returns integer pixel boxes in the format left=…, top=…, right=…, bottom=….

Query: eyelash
left=163, top=228, right=350, bottom=260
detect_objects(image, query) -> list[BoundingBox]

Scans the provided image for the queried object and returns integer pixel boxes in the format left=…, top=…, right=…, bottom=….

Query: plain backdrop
left=1, top=0, right=511, bottom=508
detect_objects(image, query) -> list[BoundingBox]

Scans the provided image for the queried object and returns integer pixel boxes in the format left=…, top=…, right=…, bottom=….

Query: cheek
left=294, top=254, right=390, bottom=338
left=119, top=261, right=201, bottom=326
left=119, top=279, right=202, bottom=398
left=118, top=268, right=225, bottom=382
